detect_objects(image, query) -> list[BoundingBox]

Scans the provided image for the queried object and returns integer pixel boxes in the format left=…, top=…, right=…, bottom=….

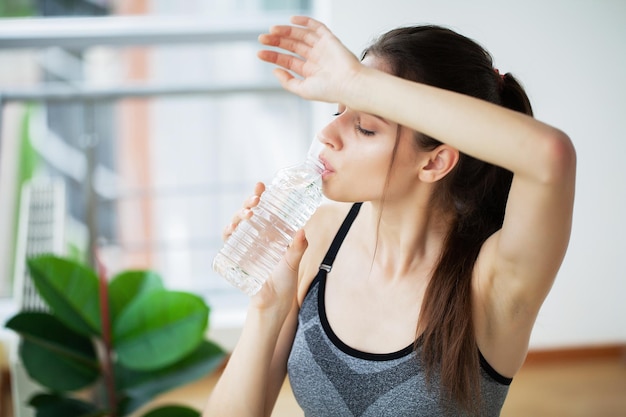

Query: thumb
left=283, top=229, right=308, bottom=273
left=273, top=68, right=295, bottom=88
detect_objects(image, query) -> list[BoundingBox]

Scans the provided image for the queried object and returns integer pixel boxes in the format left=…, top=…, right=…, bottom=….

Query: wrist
left=248, top=296, right=294, bottom=322
left=343, top=65, right=381, bottom=113
left=241, top=302, right=293, bottom=345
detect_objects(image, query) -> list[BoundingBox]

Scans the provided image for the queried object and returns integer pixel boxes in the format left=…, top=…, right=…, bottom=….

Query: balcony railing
left=0, top=14, right=310, bottom=318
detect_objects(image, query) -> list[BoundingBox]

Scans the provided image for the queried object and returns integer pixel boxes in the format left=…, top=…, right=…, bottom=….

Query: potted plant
left=5, top=254, right=226, bottom=417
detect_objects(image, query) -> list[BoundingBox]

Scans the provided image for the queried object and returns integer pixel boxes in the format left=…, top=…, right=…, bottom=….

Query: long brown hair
left=363, top=25, right=533, bottom=414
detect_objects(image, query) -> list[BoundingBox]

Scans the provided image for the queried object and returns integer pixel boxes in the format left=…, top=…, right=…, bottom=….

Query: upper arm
left=493, top=130, right=576, bottom=310
left=474, top=130, right=576, bottom=374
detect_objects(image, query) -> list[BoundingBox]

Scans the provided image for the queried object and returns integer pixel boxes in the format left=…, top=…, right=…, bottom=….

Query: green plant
left=5, top=255, right=226, bottom=417
left=0, top=0, right=36, bottom=17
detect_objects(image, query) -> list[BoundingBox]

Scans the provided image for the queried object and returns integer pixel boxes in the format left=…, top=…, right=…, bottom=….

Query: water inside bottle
left=213, top=157, right=323, bottom=296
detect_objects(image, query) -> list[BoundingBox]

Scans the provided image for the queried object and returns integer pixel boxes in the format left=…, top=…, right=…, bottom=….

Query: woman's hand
left=251, top=229, right=308, bottom=313
left=222, top=181, right=307, bottom=312
left=257, top=15, right=363, bottom=104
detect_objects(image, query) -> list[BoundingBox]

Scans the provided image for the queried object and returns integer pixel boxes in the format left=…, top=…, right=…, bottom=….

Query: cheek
left=323, top=151, right=392, bottom=202
left=384, top=145, right=422, bottom=193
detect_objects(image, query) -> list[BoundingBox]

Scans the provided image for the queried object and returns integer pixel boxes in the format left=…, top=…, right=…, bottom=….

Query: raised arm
left=257, top=16, right=574, bottom=185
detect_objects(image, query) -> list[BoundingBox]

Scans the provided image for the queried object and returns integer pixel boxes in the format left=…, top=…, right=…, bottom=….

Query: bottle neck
left=305, top=137, right=324, bottom=173
left=304, top=154, right=324, bottom=174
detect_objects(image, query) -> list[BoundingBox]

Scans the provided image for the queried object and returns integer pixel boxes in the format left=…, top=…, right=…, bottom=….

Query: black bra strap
left=319, top=203, right=362, bottom=273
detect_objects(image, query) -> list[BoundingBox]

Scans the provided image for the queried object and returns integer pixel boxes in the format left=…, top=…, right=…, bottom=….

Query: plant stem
left=96, top=251, right=117, bottom=417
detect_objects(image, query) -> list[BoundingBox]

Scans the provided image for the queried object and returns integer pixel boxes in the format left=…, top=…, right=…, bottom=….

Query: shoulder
left=297, top=200, right=354, bottom=304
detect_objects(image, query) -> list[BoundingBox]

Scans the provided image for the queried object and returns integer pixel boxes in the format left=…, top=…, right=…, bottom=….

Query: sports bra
left=287, top=203, right=512, bottom=416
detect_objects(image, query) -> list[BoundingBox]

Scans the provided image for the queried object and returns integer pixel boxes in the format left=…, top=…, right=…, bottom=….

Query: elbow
left=538, top=128, right=577, bottom=186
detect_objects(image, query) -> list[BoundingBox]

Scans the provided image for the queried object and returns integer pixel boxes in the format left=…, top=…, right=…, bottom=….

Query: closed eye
left=333, top=105, right=376, bottom=136
left=356, top=123, right=375, bottom=136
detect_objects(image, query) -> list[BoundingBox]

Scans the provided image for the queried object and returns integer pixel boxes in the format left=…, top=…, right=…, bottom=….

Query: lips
left=319, top=156, right=335, bottom=178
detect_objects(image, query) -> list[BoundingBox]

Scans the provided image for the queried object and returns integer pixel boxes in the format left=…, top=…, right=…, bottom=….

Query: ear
left=418, top=145, right=459, bottom=183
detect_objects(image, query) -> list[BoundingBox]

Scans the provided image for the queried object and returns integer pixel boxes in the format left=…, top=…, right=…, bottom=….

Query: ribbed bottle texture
left=212, top=157, right=323, bottom=296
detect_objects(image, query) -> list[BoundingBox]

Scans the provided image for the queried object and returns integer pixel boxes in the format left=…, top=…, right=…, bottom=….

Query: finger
left=223, top=204, right=255, bottom=238
left=223, top=210, right=250, bottom=241
left=257, top=49, right=293, bottom=68
left=290, top=16, right=331, bottom=37
left=230, top=207, right=252, bottom=225
left=273, top=68, right=298, bottom=91
left=222, top=223, right=233, bottom=241
left=243, top=194, right=260, bottom=210
left=244, top=182, right=265, bottom=210
left=258, top=33, right=282, bottom=48
left=230, top=183, right=265, bottom=225
left=222, top=221, right=239, bottom=241
left=257, top=49, right=277, bottom=65
left=290, top=16, right=325, bottom=30
left=253, top=181, right=266, bottom=197
left=289, top=15, right=311, bottom=26
left=269, top=24, right=319, bottom=47
left=276, top=53, right=306, bottom=76
left=223, top=182, right=266, bottom=241
left=258, top=35, right=312, bottom=59
left=259, top=50, right=307, bottom=77
left=283, top=229, right=308, bottom=273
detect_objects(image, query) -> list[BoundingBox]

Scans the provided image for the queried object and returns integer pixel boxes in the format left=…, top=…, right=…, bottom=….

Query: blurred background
left=0, top=0, right=320, bottom=332
left=0, top=0, right=624, bottom=400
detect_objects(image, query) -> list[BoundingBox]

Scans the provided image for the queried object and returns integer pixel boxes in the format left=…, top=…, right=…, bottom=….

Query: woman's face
left=318, top=55, right=423, bottom=203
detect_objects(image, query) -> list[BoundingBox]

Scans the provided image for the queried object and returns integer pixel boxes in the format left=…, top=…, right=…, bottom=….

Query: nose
left=318, top=117, right=343, bottom=151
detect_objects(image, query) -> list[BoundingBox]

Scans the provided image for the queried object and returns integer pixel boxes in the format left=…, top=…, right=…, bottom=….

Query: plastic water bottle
left=212, top=140, right=324, bottom=296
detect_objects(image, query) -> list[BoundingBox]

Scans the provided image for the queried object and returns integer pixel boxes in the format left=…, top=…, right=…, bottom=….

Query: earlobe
left=419, top=145, right=459, bottom=183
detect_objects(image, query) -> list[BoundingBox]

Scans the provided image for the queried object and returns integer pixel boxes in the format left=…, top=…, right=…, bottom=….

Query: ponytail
left=500, top=73, right=534, bottom=116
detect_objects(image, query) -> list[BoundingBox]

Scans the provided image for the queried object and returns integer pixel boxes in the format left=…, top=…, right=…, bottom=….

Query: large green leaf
left=108, top=270, right=164, bottom=325
left=29, top=393, right=106, bottom=417
left=140, top=405, right=200, bottom=417
left=116, top=340, right=226, bottom=414
left=27, top=255, right=101, bottom=336
left=6, top=312, right=99, bottom=391
left=113, top=290, right=209, bottom=371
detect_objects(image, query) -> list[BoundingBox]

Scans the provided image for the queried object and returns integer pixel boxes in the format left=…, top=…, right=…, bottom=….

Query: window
left=0, top=1, right=314, bottom=326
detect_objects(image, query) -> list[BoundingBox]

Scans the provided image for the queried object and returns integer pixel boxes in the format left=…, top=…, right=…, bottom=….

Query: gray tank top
left=287, top=203, right=512, bottom=416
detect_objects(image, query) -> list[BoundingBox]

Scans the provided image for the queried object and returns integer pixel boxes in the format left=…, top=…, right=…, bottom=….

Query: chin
left=322, top=182, right=371, bottom=203
left=321, top=184, right=341, bottom=202
left=322, top=189, right=358, bottom=203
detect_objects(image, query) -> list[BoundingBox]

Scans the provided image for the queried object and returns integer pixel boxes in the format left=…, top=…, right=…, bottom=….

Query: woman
left=204, top=16, right=576, bottom=417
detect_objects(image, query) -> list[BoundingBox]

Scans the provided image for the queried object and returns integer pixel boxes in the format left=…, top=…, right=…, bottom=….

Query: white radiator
left=10, top=179, right=65, bottom=417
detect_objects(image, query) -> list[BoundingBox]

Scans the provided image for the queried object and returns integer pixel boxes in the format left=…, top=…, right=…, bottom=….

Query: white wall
left=313, top=0, right=626, bottom=349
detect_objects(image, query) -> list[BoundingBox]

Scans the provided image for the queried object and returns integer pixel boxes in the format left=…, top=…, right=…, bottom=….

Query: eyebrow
left=340, top=103, right=390, bottom=125
left=367, top=112, right=390, bottom=125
